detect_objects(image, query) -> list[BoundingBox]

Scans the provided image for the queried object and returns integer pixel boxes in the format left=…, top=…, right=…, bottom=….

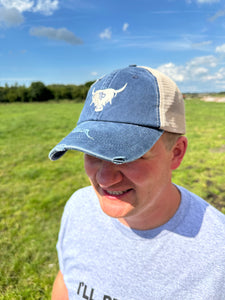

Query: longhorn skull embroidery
left=91, top=83, right=127, bottom=112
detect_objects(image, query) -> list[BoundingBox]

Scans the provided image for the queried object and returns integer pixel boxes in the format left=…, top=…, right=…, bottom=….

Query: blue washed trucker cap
left=49, top=65, right=185, bottom=164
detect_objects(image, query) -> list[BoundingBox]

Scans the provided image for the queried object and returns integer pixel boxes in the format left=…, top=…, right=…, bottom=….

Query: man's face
left=84, top=136, right=180, bottom=230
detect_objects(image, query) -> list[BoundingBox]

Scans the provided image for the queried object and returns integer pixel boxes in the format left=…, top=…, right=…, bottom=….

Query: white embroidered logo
left=91, top=83, right=127, bottom=112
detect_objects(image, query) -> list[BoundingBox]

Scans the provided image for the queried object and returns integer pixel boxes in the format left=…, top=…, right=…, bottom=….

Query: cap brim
left=49, top=121, right=163, bottom=164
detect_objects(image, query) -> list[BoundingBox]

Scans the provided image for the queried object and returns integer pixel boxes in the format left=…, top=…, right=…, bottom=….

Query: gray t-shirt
left=57, top=185, right=225, bottom=299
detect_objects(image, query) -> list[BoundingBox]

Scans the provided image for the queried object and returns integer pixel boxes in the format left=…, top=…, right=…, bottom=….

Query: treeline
left=0, top=81, right=94, bottom=103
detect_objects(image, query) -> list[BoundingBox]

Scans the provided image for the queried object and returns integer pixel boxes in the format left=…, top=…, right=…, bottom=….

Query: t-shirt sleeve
left=55, top=187, right=96, bottom=277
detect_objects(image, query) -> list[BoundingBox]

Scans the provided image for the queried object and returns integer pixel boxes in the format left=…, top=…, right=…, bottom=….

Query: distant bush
left=29, top=81, right=53, bottom=102
left=0, top=80, right=94, bottom=103
left=48, top=81, right=94, bottom=103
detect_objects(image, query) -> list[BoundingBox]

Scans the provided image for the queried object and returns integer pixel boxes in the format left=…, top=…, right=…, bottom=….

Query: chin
left=98, top=195, right=134, bottom=219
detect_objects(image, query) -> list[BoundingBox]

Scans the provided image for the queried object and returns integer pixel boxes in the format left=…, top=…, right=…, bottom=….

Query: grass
left=0, top=99, right=225, bottom=298
left=175, top=99, right=225, bottom=211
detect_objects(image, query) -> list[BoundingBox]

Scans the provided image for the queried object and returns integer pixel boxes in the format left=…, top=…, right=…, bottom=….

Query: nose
left=96, top=160, right=123, bottom=188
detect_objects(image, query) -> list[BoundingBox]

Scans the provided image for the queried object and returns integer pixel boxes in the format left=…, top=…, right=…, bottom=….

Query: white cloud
left=0, top=0, right=34, bottom=12
left=122, top=23, right=129, bottom=32
left=217, top=67, right=225, bottom=79
left=0, top=7, right=24, bottom=27
left=187, top=0, right=220, bottom=3
left=209, top=10, right=225, bottom=22
left=29, top=26, right=83, bottom=45
left=188, top=55, right=217, bottom=68
left=157, top=54, right=225, bottom=92
left=32, top=0, right=58, bottom=15
left=215, top=44, right=225, bottom=53
left=158, top=55, right=219, bottom=83
left=191, top=67, right=209, bottom=77
left=91, top=71, right=98, bottom=76
left=197, top=0, right=220, bottom=3
left=0, top=0, right=59, bottom=15
left=191, top=40, right=212, bottom=49
left=99, top=28, right=112, bottom=40
left=157, top=63, right=185, bottom=82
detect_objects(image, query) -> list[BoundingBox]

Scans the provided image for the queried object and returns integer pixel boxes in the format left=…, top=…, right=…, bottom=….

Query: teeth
left=106, top=190, right=128, bottom=195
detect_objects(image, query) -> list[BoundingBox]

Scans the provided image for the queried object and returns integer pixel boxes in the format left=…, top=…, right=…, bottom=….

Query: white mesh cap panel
left=139, top=66, right=186, bottom=134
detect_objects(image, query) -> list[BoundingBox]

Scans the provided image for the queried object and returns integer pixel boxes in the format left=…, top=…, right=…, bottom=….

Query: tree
left=29, top=81, right=53, bottom=102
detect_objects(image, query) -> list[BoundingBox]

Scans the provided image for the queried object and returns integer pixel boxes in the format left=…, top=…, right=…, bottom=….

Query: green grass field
left=1, top=99, right=225, bottom=299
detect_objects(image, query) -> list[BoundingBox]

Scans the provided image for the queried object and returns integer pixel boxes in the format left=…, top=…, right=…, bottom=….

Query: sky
left=0, top=0, right=225, bottom=92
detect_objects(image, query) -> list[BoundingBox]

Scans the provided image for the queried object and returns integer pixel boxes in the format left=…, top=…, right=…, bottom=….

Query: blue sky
left=0, top=0, right=225, bottom=92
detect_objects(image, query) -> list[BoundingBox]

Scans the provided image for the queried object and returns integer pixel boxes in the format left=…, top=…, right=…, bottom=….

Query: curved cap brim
left=49, top=121, right=163, bottom=164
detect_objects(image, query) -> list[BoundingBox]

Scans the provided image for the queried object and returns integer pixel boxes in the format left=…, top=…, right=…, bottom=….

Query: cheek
left=125, top=160, right=168, bottom=188
left=84, top=157, right=97, bottom=179
left=123, top=163, right=154, bottom=186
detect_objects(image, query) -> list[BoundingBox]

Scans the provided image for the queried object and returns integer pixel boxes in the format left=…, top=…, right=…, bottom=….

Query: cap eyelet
left=112, top=157, right=126, bottom=164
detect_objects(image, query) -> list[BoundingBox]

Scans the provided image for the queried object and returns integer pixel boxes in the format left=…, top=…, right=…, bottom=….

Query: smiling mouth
left=105, top=189, right=132, bottom=196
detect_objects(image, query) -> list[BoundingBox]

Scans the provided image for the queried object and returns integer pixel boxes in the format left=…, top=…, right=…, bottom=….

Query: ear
left=170, top=136, right=188, bottom=170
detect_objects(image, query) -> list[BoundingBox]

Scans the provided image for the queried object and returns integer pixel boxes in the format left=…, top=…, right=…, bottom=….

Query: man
left=49, top=65, right=225, bottom=299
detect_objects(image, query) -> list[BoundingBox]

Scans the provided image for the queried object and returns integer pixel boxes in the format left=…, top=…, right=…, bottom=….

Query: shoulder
left=57, top=185, right=102, bottom=242
left=65, top=185, right=97, bottom=208
left=70, top=185, right=96, bottom=199
left=178, top=185, right=225, bottom=238
left=61, top=186, right=98, bottom=220
left=202, top=203, right=225, bottom=237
